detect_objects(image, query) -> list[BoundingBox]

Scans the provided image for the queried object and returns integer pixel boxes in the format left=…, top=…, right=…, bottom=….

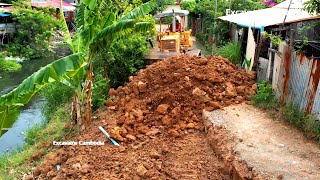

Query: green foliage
left=295, top=20, right=320, bottom=53
left=213, top=42, right=242, bottom=64
left=181, top=0, right=196, bottom=12
left=250, top=81, right=280, bottom=109
left=0, top=60, right=21, bottom=72
left=251, top=82, right=320, bottom=141
left=244, top=57, right=251, bottom=72
left=190, top=0, right=266, bottom=49
left=282, top=103, right=320, bottom=141
left=263, top=32, right=282, bottom=46
left=282, top=103, right=305, bottom=127
left=104, top=36, right=149, bottom=87
left=0, top=0, right=16, bottom=3
left=6, top=3, right=59, bottom=59
left=0, top=52, right=21, bottom=72
left=194, top=0, right=266, bottom=16
left=41, top=83, right=74, bottom=120
left=304, top=0, right=320, bottom=14
left=92, top=75, right=109, bottom=111
left=0, top=54, right=85, bottom=136
left=0, top=105, right=74, bottom=179
left=0, top=1, right=155, bottom=135
left=25, top=124, right=43, bottom=145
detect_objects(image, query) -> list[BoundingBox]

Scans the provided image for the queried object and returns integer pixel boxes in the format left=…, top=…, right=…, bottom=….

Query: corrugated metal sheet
left=272, top=50, right=281, bottom=90
left=219, top=0, right=319, bottom=30
left=286, top=53, right=313, bottom=111
left=312, top=81, right=320, bottom=120
left=275, top=43, right=320, bottom=118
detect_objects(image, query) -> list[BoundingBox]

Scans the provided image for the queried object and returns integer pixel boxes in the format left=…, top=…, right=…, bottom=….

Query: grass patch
left=0, top=59, right=22, bottom=72
left=251, top=81, right=320, bottom=142
left=194, top=40, right=212, bottom=57
left=282, top=103, right=320, bottom=140
left=250, top=81, right=280, bottom=109
left=213, top=42, right=242, bottom=64
left=40, top=82, right=73, bottom=121
left=0, top=104, right=76, bottom=179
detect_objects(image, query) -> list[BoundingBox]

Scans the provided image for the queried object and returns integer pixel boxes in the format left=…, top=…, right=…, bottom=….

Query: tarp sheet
left=0, top=13, right=11, bottom=17
left=154, top=10, right=189, bottom=19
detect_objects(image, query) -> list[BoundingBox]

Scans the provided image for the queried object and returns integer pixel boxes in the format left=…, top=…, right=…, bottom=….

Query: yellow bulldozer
left=154, top=9, right=193, bottom=53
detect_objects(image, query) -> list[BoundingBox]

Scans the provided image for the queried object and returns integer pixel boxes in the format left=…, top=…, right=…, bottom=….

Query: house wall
left=0, top=23, right=15, bottom=34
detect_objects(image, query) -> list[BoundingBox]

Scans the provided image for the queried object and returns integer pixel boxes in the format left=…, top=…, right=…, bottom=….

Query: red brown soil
left=34, top=55, right=256, bottom=179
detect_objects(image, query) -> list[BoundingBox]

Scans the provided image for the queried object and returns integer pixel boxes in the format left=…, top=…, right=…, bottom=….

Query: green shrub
left=282, top=103, right=320, bottom=140
left=6, top=3, right=58, bottom=59
left=41, top=82, right=73, bottom=121
left=250, top=81, right=280, bottom=109
left=0, top=105, right=74, bottom=179
left=214, top=42, right=242, bottom=64
left=25, top=124, right=43, bottom=145
left=92, top=74, right=110, bottom=111
left=0, top=59, right=22, bottom=72
left=101, top=35, right=149, bottom=88
left=181, top=0, right=196, bottom=13
left=282, top=103, right=305, bottom=127
left=251, top=82, right=320, bottom=141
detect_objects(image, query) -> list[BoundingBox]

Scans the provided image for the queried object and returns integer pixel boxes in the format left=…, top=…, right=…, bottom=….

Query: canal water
left=0, top=49, right=70, bottom=155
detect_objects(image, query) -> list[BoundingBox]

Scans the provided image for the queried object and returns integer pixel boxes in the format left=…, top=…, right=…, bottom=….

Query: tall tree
left=304, top=0, right=320, bottom=14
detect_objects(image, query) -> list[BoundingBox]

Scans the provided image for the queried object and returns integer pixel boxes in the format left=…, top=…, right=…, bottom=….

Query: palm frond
left=101, top=12, right=116, bottom=30
left=133, top=22, right=154, bottom=33
left=75, top=3, right=85, bottom=29
left=0, top=106, right=20, bottom=136
left=59, top=0, right=73, bottom=51
left=90, top=19, right=136, bottom=48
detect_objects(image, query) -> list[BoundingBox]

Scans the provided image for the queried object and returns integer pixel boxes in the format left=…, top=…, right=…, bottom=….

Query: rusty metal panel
left=273, top=42, right=320, bottom=118
left=286, top=53, right=313, bottom=112
left=306, top=58, right=320, bottom=114
left=312, top=80, right=320, bottom=120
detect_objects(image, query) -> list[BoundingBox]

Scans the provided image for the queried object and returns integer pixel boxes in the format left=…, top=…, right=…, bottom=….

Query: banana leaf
left=0, top=53, right=85, bottom=136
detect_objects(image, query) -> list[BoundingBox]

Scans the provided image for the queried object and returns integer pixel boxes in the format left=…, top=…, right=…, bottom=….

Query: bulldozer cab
left=154, top=10, right=193, bottom=52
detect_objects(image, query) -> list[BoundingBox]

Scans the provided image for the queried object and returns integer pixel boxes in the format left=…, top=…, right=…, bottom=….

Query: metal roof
left=0, top=3, right=12, bottom=6
left=219, top=0, right=319, bottom=31
left=30, top=0, right=75, bottom=11
left=154, top=10, right=189, bottom=18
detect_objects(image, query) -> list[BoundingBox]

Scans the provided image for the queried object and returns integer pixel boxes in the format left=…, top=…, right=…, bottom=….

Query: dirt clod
left=136, top=164, right=148, bottom=177
left=156, top=104, right=170, bottom=114
left=126, top=134, right=137, bottom=141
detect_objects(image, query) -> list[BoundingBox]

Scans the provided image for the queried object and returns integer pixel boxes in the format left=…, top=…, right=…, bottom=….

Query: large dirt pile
left=32, top=55, right=256, bottom=179
left=106, top=55, right=256, bottom=141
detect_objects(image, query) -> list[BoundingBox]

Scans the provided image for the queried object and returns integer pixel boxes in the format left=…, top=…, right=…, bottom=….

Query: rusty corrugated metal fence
left=273, top=43, right=320, bottom=119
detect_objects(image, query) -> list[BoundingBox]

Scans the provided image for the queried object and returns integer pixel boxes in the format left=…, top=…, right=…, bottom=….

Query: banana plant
left=0, top=54, right=85, bottom=136
left=0, top=0, right=155, bottom=136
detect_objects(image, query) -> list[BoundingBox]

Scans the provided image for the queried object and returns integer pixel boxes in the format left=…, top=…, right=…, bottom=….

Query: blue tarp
left=0, top=14, right=11, bottom=17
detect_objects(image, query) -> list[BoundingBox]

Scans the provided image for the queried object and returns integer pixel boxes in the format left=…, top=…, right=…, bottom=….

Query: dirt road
left=204, top=104, right=320, bottom=179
